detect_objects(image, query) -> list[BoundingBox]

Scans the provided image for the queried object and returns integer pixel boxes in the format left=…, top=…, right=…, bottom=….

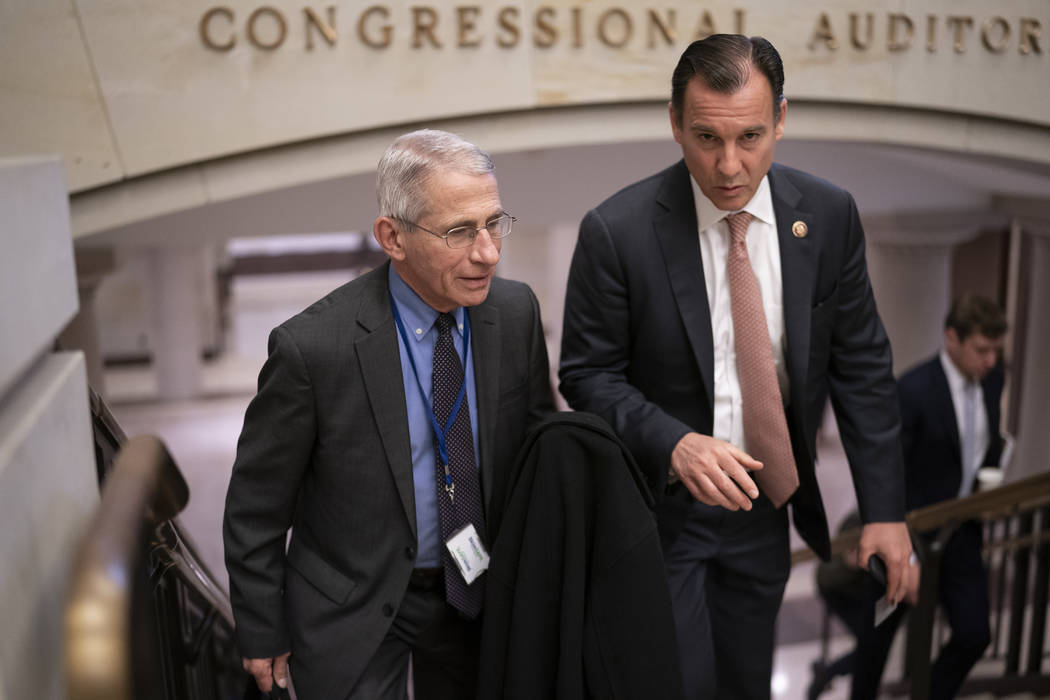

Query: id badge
left=444, top=523, right=490, bottom=585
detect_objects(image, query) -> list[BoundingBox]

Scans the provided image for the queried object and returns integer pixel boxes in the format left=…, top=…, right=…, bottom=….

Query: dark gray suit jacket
left=559, top=160, right=905, bottom=557
left=224, top=261, right=553, bottom=700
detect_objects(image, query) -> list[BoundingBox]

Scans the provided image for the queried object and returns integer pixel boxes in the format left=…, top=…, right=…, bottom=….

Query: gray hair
left=376, top=129, right=495, bottom=224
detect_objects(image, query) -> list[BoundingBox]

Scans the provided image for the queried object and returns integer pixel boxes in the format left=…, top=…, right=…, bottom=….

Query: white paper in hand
left=875, top=596, right=898, bottom=627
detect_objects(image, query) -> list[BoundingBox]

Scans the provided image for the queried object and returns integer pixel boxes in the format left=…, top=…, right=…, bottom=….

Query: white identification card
left=874, top=596, right=898, bottom=627
left=445, top=523, right=490, bottom=585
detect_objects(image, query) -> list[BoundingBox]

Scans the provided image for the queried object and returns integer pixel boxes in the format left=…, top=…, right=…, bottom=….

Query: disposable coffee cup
left=976, top=467, right=1003, bottom=492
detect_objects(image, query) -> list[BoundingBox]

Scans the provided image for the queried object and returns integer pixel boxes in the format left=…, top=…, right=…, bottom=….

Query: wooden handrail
left=792, top=470, right=1050, bottom=564
left=65, top=435, right=188, bottom=700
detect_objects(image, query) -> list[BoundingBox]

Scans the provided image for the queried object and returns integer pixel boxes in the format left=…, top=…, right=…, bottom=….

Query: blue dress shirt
left=388, top=266, right=481, bottom=568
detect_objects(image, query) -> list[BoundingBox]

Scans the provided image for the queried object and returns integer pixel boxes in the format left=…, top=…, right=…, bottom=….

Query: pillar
left=151, top=247, right=204, bottom=400
left=863, top=210, right=1000, bottom=374
left=867, top=241, right=953, bottom=375
left=999, top=198, right=1050, bottom=481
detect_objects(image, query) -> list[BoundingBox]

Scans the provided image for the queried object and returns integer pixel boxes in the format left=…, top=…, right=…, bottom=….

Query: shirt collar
left=940, top=348, right=975, bottom=390
left=388, top=265, right=465, bottom=342
left=691, top=173, right=775, bottom=232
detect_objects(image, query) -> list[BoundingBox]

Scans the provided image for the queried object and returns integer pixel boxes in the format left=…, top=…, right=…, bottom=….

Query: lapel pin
left=792, top=221, right=808, bottom=238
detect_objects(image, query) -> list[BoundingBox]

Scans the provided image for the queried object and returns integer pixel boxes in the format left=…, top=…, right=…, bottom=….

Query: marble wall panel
left=0, top=353, right=97, bottom=700
left=0, top=158, right=79, bottom=399
left=4, top=0, right=1048, bottom=191
left=0, top=0, right=122, bottom=191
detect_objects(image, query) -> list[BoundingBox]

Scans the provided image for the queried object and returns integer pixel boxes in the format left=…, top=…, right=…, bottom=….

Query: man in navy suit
left=559, top=34, right=912, bottom=699
left=851, top=294, right=1007, bottom=700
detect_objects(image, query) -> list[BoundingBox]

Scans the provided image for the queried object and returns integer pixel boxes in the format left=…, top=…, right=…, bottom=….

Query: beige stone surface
left=4, top=0, right=1048, bottom=193
left=0, top=0, right=121, bottom=191
left=74, top=0, right=536, bottom=175
left=0, top=157, right=79, bottom=399
left=70, top=98, right=1050, bottom=239
left=0, top=352, right=97, bottom=700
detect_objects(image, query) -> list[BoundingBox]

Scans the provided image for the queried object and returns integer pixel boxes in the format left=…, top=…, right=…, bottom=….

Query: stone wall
left=0, top=157, right=98, bottom=700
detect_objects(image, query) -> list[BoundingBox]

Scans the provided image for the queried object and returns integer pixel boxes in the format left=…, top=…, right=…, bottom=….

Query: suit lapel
left=653, top=161, right=715, bottom=407
left=769, top=164, right=816, bottom=414
left=467, top=302, right=500, bottom=521
left=355, top=265, right=417, bottom=536
left=931, top=359, right=962, bottom=464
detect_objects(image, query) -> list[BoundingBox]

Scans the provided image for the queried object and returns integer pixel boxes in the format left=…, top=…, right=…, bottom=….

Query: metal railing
left=798, top=471, right=1050, bottom=698
left=66, top=410, right=245, bottom=699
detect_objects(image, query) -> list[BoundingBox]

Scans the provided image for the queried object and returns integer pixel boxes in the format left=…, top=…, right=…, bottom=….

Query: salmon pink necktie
left=726, top=211, right=800, bottom=507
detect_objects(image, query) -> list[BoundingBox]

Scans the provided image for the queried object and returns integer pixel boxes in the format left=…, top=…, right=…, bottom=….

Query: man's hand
left=671, top=432, right=763, bottom=511
left=858, top=521, right=912, bottom=604
left=244, top=652, right=291, bottom=692
left=903, top=558, right=921, bottom=606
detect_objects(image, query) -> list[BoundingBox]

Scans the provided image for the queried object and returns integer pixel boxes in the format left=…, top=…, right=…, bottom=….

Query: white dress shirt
left=689, top=174, right=789, bottom=454
left=939, top=350, right=990, bottom=497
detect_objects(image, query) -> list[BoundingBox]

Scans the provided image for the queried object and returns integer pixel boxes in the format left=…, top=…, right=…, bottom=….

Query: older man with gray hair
left=224, top=129, right=554, bottom=700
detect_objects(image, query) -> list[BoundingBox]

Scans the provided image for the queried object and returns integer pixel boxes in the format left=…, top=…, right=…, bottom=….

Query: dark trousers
left=851, top=522, right=990, bottom=700
left=821, top=586, right=866, bottom=679
left=664, top=495, right=791, bottom=700
left=347, top=570, right=482, bottom=700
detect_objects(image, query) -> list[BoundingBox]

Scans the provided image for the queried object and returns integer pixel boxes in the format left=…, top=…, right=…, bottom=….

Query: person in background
left=224, top=129, right=554, bottom=700
left=850, top=293, right=1007, bottom=700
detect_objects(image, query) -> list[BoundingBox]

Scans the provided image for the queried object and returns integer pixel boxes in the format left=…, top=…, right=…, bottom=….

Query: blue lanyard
left=390, top=294, right=471, bottom=479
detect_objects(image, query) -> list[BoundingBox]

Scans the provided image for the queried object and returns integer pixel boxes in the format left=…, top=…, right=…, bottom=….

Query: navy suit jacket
left=560, top=160, right=906, bottom=558
left=898, top=355, right=1004, bottom=510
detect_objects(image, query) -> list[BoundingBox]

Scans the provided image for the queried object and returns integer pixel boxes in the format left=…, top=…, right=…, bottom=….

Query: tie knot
left=727, top=211, right=753, bottom=244
left=436, top=312, right=456, bottom=335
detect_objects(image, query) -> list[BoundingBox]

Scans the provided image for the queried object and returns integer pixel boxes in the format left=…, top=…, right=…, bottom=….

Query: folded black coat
left=478, top=412, right=684, bottom=700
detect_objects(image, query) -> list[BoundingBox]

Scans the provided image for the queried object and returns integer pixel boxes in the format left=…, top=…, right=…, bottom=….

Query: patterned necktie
left=432, top=312, right=486, bottom=618
left=725, top=211, right=800, bottom=507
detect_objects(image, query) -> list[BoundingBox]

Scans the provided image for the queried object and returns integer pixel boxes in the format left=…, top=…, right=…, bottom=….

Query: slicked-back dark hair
left=671, top=34, right=785, bottom=125
left=945, top=293, right=1007, bottom=341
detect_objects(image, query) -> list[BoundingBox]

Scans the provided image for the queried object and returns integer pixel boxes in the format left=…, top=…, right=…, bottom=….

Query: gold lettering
left=457, top=6, right=481, bottom=47
left=1019, top=18, right=1042, bottom=55
left=734, top=8, right=745, bottom=34
left=247, top=7, right=287, bottom=50
left=304, top=6, right=336, bottom=51
left=980, top=17, right=1010, bottom=53
left=695, top=10, right=716, bottom=40
left=200, top=7, right=235, bottom=51
left=534, top=7, right=557, bottom=48
left=849, top=12, right=873, bottom=50
left=571, top=6, right=583, bottom=48
left=888, top=13, right=913, bottom=51
left=358, top=5, right=392, bottom=49
left=648, top=9, right=676, bottom=48
left=597, top=8, right=632, bottom=48
left=926, top=14, right=937, bottom=52
left=808, top=12, right=838, bottom=50
left=946, top=16, right=974, bottom=53
left=411, top=6, right=442, bottom=48
left=496, top=6, right=520, bottom=48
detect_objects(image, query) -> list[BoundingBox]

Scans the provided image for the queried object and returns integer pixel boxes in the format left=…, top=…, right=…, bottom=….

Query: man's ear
left=945, top=327, right=960, bottom=349
left=374, top=217, right=406, bottom=261
left=669, top=101, right=683, bottom=145
left=774, top=97, right=787, bottom=141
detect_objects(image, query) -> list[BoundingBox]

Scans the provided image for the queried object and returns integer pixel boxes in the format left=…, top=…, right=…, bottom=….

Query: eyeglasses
left=399, top=213, right=516, bottom=249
